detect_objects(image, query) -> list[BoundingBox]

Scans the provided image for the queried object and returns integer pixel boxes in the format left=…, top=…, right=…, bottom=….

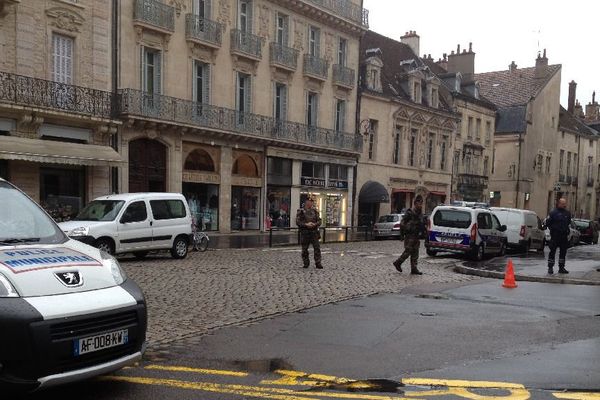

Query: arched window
left=232, top=154, right=258, bottom=177
left=184, top=149, right=215, bottom=172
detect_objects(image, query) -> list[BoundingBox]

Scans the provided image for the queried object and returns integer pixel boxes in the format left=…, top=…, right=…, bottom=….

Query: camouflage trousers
left=395, top=236, right=420, bottom=269
left=301, top=231, right=321, bottom=266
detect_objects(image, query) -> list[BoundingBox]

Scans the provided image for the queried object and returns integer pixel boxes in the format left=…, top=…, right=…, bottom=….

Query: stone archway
left=232, top=154, right=259, bottom=177
left=129, top=138, right=167, bottom=192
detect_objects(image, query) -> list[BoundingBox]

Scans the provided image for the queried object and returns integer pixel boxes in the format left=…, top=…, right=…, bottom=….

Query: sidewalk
left=453, top=244, right=600, bottom=285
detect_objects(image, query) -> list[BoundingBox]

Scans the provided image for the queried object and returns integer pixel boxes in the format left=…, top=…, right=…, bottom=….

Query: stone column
left=219, top=146, right=233, bottom=233
left=290, top=159, right=302, bottom=218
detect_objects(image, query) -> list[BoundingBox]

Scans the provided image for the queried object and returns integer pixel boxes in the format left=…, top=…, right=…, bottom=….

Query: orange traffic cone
left=502, top=259, right=517, bottom=288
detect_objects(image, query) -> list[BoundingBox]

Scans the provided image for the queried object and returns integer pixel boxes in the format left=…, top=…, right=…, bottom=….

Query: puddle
left=415, top=293, right=449, bottom=300
left=233, top=358, right=294, bottom=373
left=307, top=378, right=404, bottom=393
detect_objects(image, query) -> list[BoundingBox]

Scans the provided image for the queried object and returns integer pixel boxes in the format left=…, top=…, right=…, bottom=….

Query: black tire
left=194, top=236, right=209, bottom=252
left=523, top=240, right=531, bottom=253
left=426, top=248, right=437, bottom=257
left=95, top=237, right=115, bottom=255
left=539, top=239, right=545, bottom=252
left=499, top=241, right=506, bottom=256
left=171, top=235, right=189, bottom=259
left=133, top=251, right=149, bottom=260
left=472, top=244, right=484, bottom=261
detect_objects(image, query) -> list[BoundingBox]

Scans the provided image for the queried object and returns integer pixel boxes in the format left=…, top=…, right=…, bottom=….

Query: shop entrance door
left=129, top=139, right=167, bottom=193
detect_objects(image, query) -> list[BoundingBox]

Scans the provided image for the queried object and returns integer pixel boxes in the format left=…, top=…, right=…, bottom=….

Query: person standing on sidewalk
left=393, top=195, right=425, bottom=275
left=546, top=198, right=571, bottom=274
left=296, top=197, right=322, bottom=269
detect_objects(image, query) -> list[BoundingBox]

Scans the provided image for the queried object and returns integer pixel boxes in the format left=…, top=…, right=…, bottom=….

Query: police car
left=425, top=205, right=508, bottom=260
left=0, top=178, right=147, bottom=392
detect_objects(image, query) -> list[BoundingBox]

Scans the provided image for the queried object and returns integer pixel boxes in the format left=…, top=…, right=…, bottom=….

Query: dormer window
left=413, top=81, right=422, bottom=103
left=365, top=55, right=383, bottom=92
left=431, top=87, right=439, bottom=108
left=474, top=83, right=480, bottom=99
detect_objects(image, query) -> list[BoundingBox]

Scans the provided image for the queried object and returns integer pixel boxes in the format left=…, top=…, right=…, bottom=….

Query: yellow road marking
left=145, top=364, right=249, bottom=377
left=404, top=387, right=530, bottom=400
left=402, top=379, right=525, bottom=389
left=553, top=393, right=600, bottom=400
left=261, top=369, right=366, bottom=387
left=102, top=375, right=417, bottom=400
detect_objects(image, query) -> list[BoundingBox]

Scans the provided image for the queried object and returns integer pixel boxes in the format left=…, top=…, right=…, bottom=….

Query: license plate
left=440, top=236, right=461, bottom=244
left=74, top=329, right=129, bottom=356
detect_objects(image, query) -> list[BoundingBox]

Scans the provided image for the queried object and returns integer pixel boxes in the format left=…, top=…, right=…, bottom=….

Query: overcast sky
left=363, top=0, right=598, bottom=108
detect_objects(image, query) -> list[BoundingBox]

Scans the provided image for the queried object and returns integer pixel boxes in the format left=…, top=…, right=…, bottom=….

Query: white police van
left=0, top=178, right=147, bottom=392
left=425, top=205, right=507, bottom=260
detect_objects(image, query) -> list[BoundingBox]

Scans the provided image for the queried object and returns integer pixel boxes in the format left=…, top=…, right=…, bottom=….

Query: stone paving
left=119, top=240, right=479, bottom=348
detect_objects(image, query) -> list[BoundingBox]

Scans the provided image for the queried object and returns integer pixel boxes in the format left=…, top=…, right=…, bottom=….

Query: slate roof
left=475, top=65, right=561, bottom=108
left=496, top=105, right=527, bottom=133
left=559, top=106, right=600, bottom=136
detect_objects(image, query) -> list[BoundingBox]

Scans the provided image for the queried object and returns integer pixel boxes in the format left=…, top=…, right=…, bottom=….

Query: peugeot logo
left=54, top=271, right=83, bottom=287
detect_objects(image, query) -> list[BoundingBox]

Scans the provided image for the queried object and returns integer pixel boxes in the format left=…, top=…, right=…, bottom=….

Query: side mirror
left=120, top=214, right=133, bottom=224
left=499, top=225, right=507, bottom=232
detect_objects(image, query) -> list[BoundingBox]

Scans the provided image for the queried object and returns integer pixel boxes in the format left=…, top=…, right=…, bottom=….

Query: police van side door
left=477, top=212, right=497, bottom=252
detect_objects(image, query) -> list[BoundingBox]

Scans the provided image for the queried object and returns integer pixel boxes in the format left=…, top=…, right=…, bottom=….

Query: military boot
left=410, top=267, right=423, bottom=275
left=393, top=259, right=403, bottom=272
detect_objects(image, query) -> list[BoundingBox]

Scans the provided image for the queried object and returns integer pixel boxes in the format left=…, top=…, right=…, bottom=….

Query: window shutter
left=205, top=0, right=212, bottom=19
left=192, top=61, right=198, bottom=101
left=246, top=1, right=253, bottom=34
left=53, top=34, right=61, bottom=82
left=244, top=74, right=252, bottom=114
left=53, top=34, right=73, bottom=84
left=281, top=85, right=288, bottom=121
left=235, top=73, right=240, bottom=111
left=340, top=101, right=345, bottom=132
left=314, top=29, right=320, bottom=57
left=305, top=90, right=309, bottom=125
left=313, top=94, right=318, bottom=126
left=64, top=36, right=73, bottom=84
left=141, top=46, right=146, bottom=91
left=272, top=82, right=277, bottom=118
left=154, top=51, right=162, bottom=94
left=202, top=64, right=210, bottom=104
left=282, top=16, right=289, bottom=46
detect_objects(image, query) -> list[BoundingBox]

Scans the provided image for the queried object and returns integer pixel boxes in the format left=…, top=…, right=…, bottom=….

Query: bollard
left=322, top=227, right=326, bottom=243
left=269, top=228, right=273, bottom=248
left=345, top=226, right=348, bottom=242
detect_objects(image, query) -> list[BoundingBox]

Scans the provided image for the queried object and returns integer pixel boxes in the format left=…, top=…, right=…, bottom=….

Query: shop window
left=267, top=186, right=291, bottom=228
left=40, top=167, right=84, bottom=222
left=185, top=149, right=215, bottom=172
left=233, top=154, right=259, bottom=177
left=301, top=161, right=324, bottom=178
left=267, top=157, right=292, bottom=186
left=184, top=182, right=219, bottom=231
left=231, top=186, right=260, bottom=230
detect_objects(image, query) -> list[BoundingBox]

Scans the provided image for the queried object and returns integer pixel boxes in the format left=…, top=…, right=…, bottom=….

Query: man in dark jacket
left=392, top=195, right=426, bottom=275
left=296, top=197, right=322, bottom=269
left=546, top=198, right=571, bottom=274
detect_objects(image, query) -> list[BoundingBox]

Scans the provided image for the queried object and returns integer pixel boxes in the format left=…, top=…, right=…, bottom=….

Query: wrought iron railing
left=303, top=55, right=328, bottom=80
left=230, top=29, right=262, bottom=59
left=185, top=14, right=223, bottom=46
left=0, top=71, right=114, bottom=119
left=305, top=0, right=369, bottom=27
left=457, top=173, right=489, bottom=187
left=118, top=89, right=362, bottom=153
left=270, top=42, right=298, bottom=70
left=559, top=174, right=566, bottom=183
left=133, top=0, right=175, bottom=32
left=333, top=64, right=355, bottom=88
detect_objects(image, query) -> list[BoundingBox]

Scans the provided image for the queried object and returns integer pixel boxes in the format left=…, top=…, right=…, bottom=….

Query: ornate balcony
left=559, top=174, right=566, bottom=183
left=332, top=64, right=355, bottom=89
left=303, top=55, right=328, bottom=81
left=117, top=89, right=362, bottom=154
left=230, top=29, right=262, bottom=61
left=0, top=71, right=114, bottom=119
left=133, top=0, right=175, bottom=34
left=270, top=43, right=298, bottom=72
left=306, top=0, right=369, bottom=27
left=457, top=173, right=489, bottom=189
left=185, top=14, right=223, bottom=49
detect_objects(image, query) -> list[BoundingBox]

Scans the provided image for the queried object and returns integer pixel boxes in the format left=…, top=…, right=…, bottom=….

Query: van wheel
left=133, top=251, right=149, bottom=260
left=426, top=249, right=437, bottom=257
left=499, top=241, right=506, bottom=256
left=472, top=244, right=484, bottom=261
left=523, top=240, right=531, bottom=253
left=171, top=235, right=189, bottom=259
left=96, top=238, right=115, bottom=255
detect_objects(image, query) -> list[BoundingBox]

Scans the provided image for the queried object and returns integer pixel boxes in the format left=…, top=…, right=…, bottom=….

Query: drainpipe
left=111, top=0, right=120, bottom=194
left=515, top=132, right=523, bottom=208
left=575, top=133, right=582, bottom=216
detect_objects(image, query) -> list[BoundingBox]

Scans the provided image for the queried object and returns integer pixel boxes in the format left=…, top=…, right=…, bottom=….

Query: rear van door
left=430, top=209, right=471, bottom=246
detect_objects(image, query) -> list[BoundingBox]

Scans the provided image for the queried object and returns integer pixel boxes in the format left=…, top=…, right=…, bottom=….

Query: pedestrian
left=393, top=195, right=425, bottom=275
left=296, top=197, right=322, bottom=269
left=546, top=197, right=571, bottom=274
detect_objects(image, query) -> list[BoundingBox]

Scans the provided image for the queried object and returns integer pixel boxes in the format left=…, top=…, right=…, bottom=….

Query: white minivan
left=490, top=207, right=545, bottom=252
left=59, top=193, right=192, bottom=259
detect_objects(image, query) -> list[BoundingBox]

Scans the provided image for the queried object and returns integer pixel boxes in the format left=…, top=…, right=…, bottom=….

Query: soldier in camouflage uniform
left=296, top=197, right=323, bottom=269
left=393, top=195, right=425, bottom=275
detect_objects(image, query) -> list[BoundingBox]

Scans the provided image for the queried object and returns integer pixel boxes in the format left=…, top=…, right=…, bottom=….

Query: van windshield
left=0, top=181, right=66, bottom=244
left=433, top=210, right=471, bottom=229
left=378, top=215, right=400, bottom=223
left=74, top=200, right=125, bottom=221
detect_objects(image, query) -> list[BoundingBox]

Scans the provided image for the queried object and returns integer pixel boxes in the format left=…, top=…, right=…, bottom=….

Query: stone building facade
left=356, top=31, right=458, bottom=225
left=0, top=0, right=122, bottom=221
left=115, top=0, right=367, bottom=232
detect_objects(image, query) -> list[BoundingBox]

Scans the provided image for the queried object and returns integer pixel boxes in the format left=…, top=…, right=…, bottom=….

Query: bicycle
left=191, top=217, right=209, bottom=252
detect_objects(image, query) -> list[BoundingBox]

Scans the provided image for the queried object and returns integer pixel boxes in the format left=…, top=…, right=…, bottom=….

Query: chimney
left=447, top=43, right=475, bottom=80
left=436, top=53, right=448, bottom=71
left=574, top=100, right=584, bottom=119
left=534, top=49, right=549, bottom=79
left=568, top=80, right=577, bottom=113
left=509, top=61, right=517, bottom=72
left=585, top=91, right=600, bottom=122
left=400, top=30, right=420, bottom=57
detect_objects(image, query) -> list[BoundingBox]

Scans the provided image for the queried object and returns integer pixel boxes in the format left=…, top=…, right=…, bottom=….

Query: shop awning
left=0, top=135, right=125, bottom=167
left=359, top=181, right=390, bottom=203
left=429, top=191, right=447, bottom=197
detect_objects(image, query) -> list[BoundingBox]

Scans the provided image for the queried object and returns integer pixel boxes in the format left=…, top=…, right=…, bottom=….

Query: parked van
left=490, top=207, right=545, bottom=252
left=0, top=178, right=147, bottom=392
left=426, top=205, right=507, bottom=260
left=59, top=193, right=192, bottom=259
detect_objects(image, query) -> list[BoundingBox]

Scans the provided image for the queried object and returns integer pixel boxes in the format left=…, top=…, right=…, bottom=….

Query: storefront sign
left=327, top=180, right=348, bottom=189
left=301, top=177, right=326, bottom=187
left=231, top=176, right=262, bottom=187
left=182, top=171, right=220, bottom=184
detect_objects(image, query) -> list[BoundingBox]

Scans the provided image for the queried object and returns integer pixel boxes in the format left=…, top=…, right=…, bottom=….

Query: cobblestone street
left=119, top=241, right=479, bottom=347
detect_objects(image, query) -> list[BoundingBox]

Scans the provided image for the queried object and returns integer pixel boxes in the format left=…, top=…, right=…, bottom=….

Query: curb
left=454, top=264, right=600, bottom=286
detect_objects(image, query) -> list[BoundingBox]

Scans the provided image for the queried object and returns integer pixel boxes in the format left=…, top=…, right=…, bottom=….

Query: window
left=53, top=33, right=73, bottom=84
left=483, top=156, right=489, bottom=176
left=368, top=68, right=380, bottom=91
left=393, top=125, right=402, bottom=165
left=338, top=37, right=347, bottom=66
left=185, top=149, right=215, bottom=171
left=431, top=87, right=439, bottom=108
left=546, top=156, right=552, bottom=174
left=427, top=133, right=435, bottom=169
left=413, top=81, right=421, bottom=103
left=307, top=91, right=318, bottom=127
left=193, top=0, right=211, bottom=18
left=536, top=154, right=543, bottom=172
left=308, top=26, right=320, bottom=57
left=334, top=99, right=346, bottom=132
left=142, top=47, right=161, bottom=94
left=150, top=200, right=187, bottom=220
left=121, top=201, right=147, bottom=223
left=301, top=162, right=324, bottom=178
left=465, top=155, right=472, bottom=174
left=276, top=13, right=288, bottom=45
left=239, top=0, right=252, bottom=33
left=559, top=150, right=565, bottom=174
left=566, top=152, right=571, bottom=178
left=485, top=121, right=492, bottom=144
left=573, top=153, right=578, bottom=177
left=492, top=148, right=495, bottom=174
left=453, top=151, right=460, bottom=174
left=193, top=60, right=210, bottom=104
left=274, top=83, right=288, bottom=121
left=329, top=164, right=348, bottom=180
left=433, top=209, right=471, bottom=229
left=477, top=213, right=492, bottom=229
left=409, top=129, right=417, bottom=166
left=476, top=118, right=481, bottom=141
left=457, top=114, right=463, bottom=137
left=368, top=119, right=377, bottom=160
left=491, top=214, right=501, bottom=230
left=588, top=156, right=594, bottom=182
left=467, top=117, right=473, bottom=139
left=440, top=138, right=447, bottom=170
left=236, top=72, right=251, bottom=123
